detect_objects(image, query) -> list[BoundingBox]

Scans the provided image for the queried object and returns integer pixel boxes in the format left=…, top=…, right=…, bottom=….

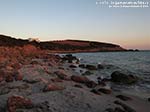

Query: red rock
left=7, top=95, right=32, bottom=112
left=43, top=84, right=64, bottom=92
left=54, top=70, right=70, bottom=80
left=15, top=73, right=23, bottom=81
left=71, top=75, right=90, bottom=83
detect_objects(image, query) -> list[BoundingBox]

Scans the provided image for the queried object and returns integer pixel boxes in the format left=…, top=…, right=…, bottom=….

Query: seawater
left=73, top=51, right=150, bottom=98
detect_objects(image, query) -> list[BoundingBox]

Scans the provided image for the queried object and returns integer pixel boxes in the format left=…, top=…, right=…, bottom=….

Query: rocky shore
left=0, top=46, right=149, bottom=112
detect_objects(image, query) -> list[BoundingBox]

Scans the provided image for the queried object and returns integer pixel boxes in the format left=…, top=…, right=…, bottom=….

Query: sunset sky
left=0, top=0, right=149, bottom=50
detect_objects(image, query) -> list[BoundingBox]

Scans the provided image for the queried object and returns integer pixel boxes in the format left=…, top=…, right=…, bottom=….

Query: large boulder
left=111, top=71, right=138, bottom=84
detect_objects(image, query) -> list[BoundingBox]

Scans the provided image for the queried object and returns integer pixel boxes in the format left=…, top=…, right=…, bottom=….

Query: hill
left=0, top=35, right=126, bottom=52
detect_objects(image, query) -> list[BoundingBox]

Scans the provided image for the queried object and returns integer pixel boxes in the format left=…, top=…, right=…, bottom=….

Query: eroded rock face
left=71, top=75, right=90, bottom=83
left=7, top=95, right=33, bottom=112
left=111, top=71, right=138, bottom=84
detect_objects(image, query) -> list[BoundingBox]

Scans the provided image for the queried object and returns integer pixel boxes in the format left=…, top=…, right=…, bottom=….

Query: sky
left=0, top=0, right=150, bottom=50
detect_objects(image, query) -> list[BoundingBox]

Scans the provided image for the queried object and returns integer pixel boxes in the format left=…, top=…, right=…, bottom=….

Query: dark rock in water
left=69, top=65, right=77, bottom=68
left=97, top=64, right=104, bottom=69
left=71, top=75, right=90, bottom=83
left=86, top=64, right=97, bottom=70
left=79, top=64, right=86, bottom=68
left=98, top=88, right=112, bottom=94
left=85, top=81, right=97, bottom=88
left=114, top=100, right=136, bottom=112
left=62, top=54, right=78, bottom=63
left=111, top=71, right=138, bottom=84
left=90, top=89, right=101, bottom=95
left=116, top=95, right=132, bottom=101
left=7, top=95, right=33, bottom=112
left=74, top=84, right=83, bottom=88
left=82, top=71, right=93, bottom=76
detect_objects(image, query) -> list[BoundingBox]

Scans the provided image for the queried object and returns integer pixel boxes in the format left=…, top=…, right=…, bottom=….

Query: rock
left=74, top=84, right=83, bottom=88
left=82, top=71, right=93, bottom=76
left=86, top=65, right=97, bottom=70
left=98, top=81, right=106, bottom=86
left=54, top=70, right=70, bottom=80
left=98, top=88, right=112, bottom=94
left=85, top=81, right=97, bottom=88
left=7, top=95, right=33, bottom=112
left=111, top=71, right=138, bottom=84
left=14, top=73, right=23, bottom=81
left=62, top=54, right=78, bottom=63
left=51, top=78, right=63, bottom=82
left=43, top=84, right=64, bottom=92
left=90, top=89, right=101, bottom=95
left=116, top=95, right=132, bottom=101
left=97, top=64, right=104, bottom=69
left=5, top=75, right=14, bottom=82
left=71, top=75, right=90, bottom=83
left=114, top=100, right=136, bottom=112
left=79, top=64, right=86, bottom=68
left=69, top=65, right=77, bottom=68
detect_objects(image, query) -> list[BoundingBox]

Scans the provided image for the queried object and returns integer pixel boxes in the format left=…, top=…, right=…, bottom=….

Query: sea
left=72, top=51, right=150, bottom=99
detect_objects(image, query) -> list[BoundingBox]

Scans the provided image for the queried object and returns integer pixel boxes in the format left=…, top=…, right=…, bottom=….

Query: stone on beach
left=54, top=70, right=70, bottom=80
left=71, top=75, right=90, bottom=83
left=98, top=88, right=112, bottom=94
left=7, top=95, right=33, bottom=112
left=43, top=84, right=64, bottom=92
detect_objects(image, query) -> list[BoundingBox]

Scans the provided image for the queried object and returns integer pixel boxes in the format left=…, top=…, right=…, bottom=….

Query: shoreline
left=0, top=46, right=150, bottom=112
